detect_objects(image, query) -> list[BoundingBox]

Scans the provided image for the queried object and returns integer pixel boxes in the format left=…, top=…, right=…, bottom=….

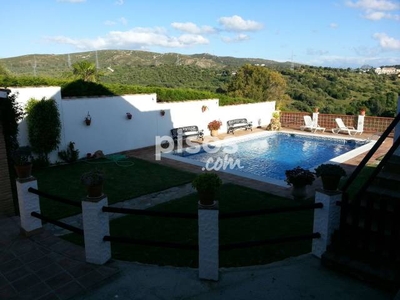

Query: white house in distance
left=374, top=67, right=400, bottom=75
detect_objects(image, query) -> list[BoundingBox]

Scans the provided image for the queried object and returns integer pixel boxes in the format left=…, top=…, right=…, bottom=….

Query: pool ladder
left=364, top=132, right=382, bottom=143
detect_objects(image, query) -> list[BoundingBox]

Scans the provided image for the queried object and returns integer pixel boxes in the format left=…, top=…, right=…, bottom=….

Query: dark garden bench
left=227, top=118, right=253, bottom=134
left=171, top=126, right=204, bottom=142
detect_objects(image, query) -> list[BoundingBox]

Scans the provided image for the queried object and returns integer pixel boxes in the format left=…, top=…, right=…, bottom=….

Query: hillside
left=0, top=50, right=399, bottom=117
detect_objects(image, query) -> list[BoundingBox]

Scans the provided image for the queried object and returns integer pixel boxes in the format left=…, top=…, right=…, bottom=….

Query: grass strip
left=33, top=156, right=196, bottom=219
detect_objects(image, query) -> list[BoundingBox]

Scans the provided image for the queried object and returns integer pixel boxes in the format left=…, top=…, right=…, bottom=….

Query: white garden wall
left=10, top=86, right=276, bottom=163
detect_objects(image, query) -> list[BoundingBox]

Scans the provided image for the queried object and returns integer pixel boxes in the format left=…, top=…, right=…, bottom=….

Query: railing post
left=16, top=177, right=42, bottom=235
left=312, top=189, right=342, bottom=258
left=394, top=95, right=400, bottom=157
left=198, top=202, right=219, bottom=281
left=82, top=195, right=111, bottom=264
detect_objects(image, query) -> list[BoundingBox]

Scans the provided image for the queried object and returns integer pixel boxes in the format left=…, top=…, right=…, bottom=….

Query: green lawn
left=36, top=155, right=376, bottom=268
left=33, top=156, right=196, bottom=219
left=63, top=183, right=314, bottom=268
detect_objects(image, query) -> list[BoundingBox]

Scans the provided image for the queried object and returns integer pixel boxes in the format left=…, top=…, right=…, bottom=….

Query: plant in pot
left=12, top=146, right=33, bottom=179
left=85, top=112, right=91, bottom=126
left=315, top=163, right=346, bottom=191
left=285, top=166, right=315, bottom=200
left=207, top=120, right=222, bottom=137
left=80, top=169, right=105, bottom=198
left=192, top=172, right=222, bottom=206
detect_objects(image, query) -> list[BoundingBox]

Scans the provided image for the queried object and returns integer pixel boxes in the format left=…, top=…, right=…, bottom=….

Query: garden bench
left=227, top=118, right=253, bottom=134
left=171, top=126, right=204, bottom=142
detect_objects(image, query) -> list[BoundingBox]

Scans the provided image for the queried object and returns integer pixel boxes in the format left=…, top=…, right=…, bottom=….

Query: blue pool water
left=172, top=132, right=369, bottom=182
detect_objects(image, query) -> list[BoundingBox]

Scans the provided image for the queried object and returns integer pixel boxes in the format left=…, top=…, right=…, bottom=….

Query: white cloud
left=345, top=0, right=399, bottom=11
left=115, top=0, right=124, bottom=5
left=171, top=22, right=215, bottom=34
left=119, top=17, right=128, bottom=25
left=104, top=17, right=128, bottom=26
left=330, top=23, right=339, bottom=28
left=346, top=0, right=400, bottom=21
left=373, top=33, right=400, bottom=50
left=218, top=15, right=263, bottom=32
left=45, top=27, right=209, bottom=51
left=221, top=34, right=250, bottom=43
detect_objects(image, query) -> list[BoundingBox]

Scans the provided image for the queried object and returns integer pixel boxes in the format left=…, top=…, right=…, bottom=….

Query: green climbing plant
left=25, top=97, right=61, bottom=166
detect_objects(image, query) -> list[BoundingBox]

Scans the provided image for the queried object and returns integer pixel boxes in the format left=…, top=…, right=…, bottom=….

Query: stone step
left=321, top=250, right=400, bottom=292
left=381, top=159, right=400, bottom=175
left=366, top=186, right=400, bottom=199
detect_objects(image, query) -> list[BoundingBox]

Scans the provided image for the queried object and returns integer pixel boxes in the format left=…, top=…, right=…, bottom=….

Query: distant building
left=374, top=67, right=400, bottom=75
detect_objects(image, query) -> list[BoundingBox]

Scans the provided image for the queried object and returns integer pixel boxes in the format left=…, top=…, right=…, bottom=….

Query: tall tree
left=227, top=64, right=287, bottom=102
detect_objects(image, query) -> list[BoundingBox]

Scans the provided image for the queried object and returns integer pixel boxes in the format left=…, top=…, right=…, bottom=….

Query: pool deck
left=125, top=126, right=393, bottom=199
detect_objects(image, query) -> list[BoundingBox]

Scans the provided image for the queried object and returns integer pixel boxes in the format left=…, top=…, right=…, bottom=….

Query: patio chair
left=332, top=118, right=361, bottom=136
left=300, top=115, right=325, bottom=133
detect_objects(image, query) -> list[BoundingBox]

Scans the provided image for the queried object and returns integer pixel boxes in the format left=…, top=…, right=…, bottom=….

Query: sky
left=1, top=0, right=399, bottom=68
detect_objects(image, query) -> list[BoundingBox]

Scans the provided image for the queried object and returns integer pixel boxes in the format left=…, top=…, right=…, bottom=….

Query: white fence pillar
left=312, top=189, right=342, bottom=258
left=198, top=202, right=219, bottom=281
left=357, top=115, right=365, bottom=134
left=82, top=195, right=111, bottom=265
left=312, top=112, right=319, bottom=126
left=16, top=177, right=42, bottom=235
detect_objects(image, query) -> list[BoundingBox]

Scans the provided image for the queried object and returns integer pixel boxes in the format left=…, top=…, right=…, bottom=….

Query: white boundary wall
left=10, top=86, right=276, bottom=162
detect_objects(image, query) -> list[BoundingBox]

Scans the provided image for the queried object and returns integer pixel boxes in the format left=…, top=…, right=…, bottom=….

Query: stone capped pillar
left=312, top=189, right=342, bottom=258
left=312, top=112, right=319, bottom=126
left=82, top=195, right=111, bottom=265
left=357, top=115, right=364, bottom=134
left=198, top=202, right=219, bottom=281
left=16, top=177, right=42, bottom=235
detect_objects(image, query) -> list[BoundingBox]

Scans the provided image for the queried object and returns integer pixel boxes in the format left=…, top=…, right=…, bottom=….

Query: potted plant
left=285, top=166, right=315, bottom=200
left=85, top=112, right=91, bottom=126
left=315, top=163, right=346, bottom=191
left=192, top=172, right=222, bottom=206
left=80, top=169, right=105, bottom=198
left=12, top=146, right=33, bottom=179
left=207, top=120, right=222, bottom=137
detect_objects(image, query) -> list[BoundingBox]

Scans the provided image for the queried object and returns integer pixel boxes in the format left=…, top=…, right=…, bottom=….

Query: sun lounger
left=331, top=118, right=362, bottom=136
left=300, top=116, right=325, bottom=133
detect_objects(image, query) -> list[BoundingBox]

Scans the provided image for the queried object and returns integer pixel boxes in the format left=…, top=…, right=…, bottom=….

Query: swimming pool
left=163, top=131, right=374, bottom=186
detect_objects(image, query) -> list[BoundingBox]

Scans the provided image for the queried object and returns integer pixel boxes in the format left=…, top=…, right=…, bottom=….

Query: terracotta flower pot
left=321, top=175, right=341, bottom=191
left=198, top=190, right=216, bottom=206
left=14, top=164, right=33, bottom=179
left=291, top=185, right=307, bottom=200
left=86, top=185, right=103, bottom=198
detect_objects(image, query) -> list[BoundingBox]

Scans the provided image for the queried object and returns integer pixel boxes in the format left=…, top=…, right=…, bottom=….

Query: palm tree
left=72, top=60, right=99, bottom=82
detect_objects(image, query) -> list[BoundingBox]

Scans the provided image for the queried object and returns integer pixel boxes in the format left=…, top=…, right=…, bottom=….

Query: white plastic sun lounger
left=300, top=115, right=325, bottom=133
left=331, top=118, right=362, bottom=136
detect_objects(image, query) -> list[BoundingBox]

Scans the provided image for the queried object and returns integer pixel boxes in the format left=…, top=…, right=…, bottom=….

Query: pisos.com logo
left=155, top=130, right=243, bottom=172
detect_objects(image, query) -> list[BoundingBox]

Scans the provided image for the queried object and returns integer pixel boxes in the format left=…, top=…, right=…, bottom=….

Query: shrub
left=285, top=167, right=315, bottom=186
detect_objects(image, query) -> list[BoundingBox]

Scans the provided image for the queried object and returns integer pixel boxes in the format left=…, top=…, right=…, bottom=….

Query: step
left=374, top=175, right=400, bottom=191
left=321, top=250, right=400, bottom=292
left=382, top=159, right=400, bottom=175
left=366, top=186, right=400, bottom=199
